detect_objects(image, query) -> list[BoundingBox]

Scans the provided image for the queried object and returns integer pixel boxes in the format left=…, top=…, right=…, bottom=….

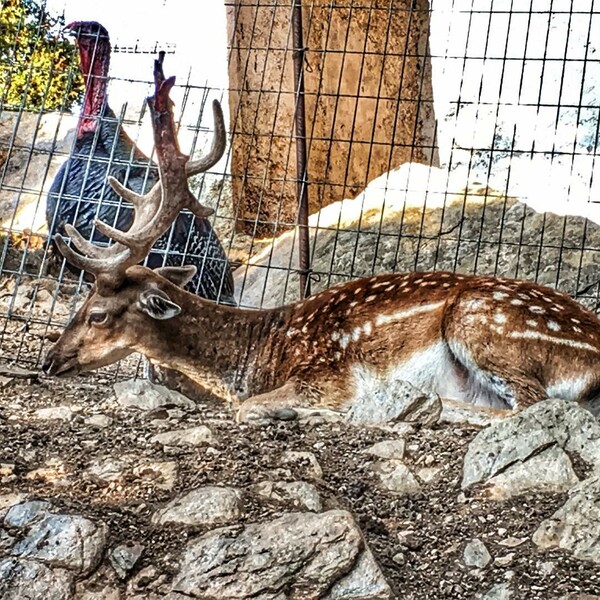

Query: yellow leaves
left=0, top=0, right=84, bottom=112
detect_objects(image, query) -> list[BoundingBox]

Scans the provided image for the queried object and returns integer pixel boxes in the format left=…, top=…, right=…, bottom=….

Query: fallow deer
left=42, top=57, right=600, bottom=421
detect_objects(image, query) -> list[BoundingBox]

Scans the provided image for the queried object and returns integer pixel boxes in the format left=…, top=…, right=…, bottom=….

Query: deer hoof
left=236, top=403, right=298, bottom=424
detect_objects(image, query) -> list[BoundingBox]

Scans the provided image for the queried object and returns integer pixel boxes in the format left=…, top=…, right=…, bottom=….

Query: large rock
left=113, top=379, right=196, bottom=411
left=171, top=510, right=392, bottom=599
left=346, top=379, right=441, bottom=425
left=149, top=426, right=214, bottom=447
left=533, top=476, right=600, bottom=563
left=0, top=558, right=74, bottom=600
left=371, top=460, right=422, bottom=496
left=481, top=446, right=579, bottom=500
left=462, top=399, right=600, bottom=494
left=11, top=514, right=107, bottom=574
left=152, top=486, right=243, bottom=527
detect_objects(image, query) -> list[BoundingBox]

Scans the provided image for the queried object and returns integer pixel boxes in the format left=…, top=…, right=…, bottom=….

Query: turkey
left=47, top=21, right=234, bottom=304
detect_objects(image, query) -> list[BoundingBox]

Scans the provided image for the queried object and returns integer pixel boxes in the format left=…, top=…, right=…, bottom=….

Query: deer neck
left=138, top=290, right=295, bottom=402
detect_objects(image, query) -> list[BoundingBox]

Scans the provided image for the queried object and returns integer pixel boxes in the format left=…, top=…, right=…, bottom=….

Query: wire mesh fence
left=1, top=0, right=600, bottom=377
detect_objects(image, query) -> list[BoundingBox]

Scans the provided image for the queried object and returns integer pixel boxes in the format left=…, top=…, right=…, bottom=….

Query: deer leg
left=236, top=380, right=337, bottom=423
left=446, top=336, right=548, bottom=411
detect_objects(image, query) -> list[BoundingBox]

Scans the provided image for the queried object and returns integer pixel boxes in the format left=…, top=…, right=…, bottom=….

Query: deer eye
left=88, top=311, right=108, bottom=326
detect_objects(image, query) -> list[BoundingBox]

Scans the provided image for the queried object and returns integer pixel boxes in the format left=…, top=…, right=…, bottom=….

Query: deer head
left=43, top=54, right=226, bottom=377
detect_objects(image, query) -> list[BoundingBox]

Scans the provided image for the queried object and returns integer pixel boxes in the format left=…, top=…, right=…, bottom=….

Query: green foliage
left=0, top=0, right=84, bottom=112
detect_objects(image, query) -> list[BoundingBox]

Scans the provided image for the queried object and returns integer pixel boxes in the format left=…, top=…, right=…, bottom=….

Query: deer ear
left=137, top=288, right=181, bottom=320
left=154, top=265, right=197, bottom=288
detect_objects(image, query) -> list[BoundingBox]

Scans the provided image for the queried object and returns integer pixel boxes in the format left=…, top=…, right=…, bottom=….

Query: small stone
left=152, top=486, right=242, bottom=527
left=392, top=552, right=406, bottom=565
left=538, top=560, right=555, bottom=576
left=397, top=530, right=421, bottom=550
left=416, top=466, right=442, bottom=483
left=392, top=423, right=415, bottom=436
left=479, top=582, right=512, bottom=599
left=109, top=543, right=144, bottom=579
left=34, top=406, right=73, bottom=421
left=133, top=461, right=177, bottom=491
left=463, top=538, right=492, bottom=568
left=250, top=480, right=322, bottom=512
left=0, top=464, right=15, bottom=478
left=85, top=414, right=113, bottom=428
left=498, top=536, right=527, bottom=548
left=372, top=460, right=421, bottom=495
left=362, top=440, right=406, bottom=460
left=281, top=451, right=323, bottom=479
left=494, top=553, right=515, bottom=567
left=150, top=426, right=214, bottom=447
left=86, top=458, right=128, bottom=483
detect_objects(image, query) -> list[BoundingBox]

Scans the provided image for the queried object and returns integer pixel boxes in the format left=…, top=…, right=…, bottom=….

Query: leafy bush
left=0, top=0, right=84, bottom=112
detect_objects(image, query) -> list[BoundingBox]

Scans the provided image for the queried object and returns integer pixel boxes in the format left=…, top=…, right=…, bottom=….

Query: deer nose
left=41, top=352, right=56, bottom=375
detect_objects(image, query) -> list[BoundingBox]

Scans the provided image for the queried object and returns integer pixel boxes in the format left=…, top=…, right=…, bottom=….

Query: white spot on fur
left=363, top=322, right=372, bottom=336
left=547, top=376, right=591, bottom=401
left=529, top=305, right=545, bottom=314
left=286, top=328, right=298, bottom=338
left=442, top=282, right=451, bottom=288
left=494, top=312, right=507, bottom=324
left=354, top=288, right=362, bottom=295
left=372, top=281, right=388, bottom=289
left=574, top=326, right=582, bottom=334
left=490, top=325, right=504, bottom=335
left=517, top=293, right=530, bottom=300
left=340, top=333, right=351, bottom=349
left=352, top=328, right=361, bottom=342
left=385, top=285, right=397, bottom=292
left=547, top=320, right=560, bottom=331
left=366, top=295, right=377, bottom=302
left=526, top=319, right=538, bottom=328
left=331, top=331, right=340, bottom=342
left=508, top=330, right=599, bottom=353
left=414, top=279, right=423, bottom=284
left=349, top=301, right=357, bottom=308
left=465, top=299, right=486, bottom=310
left=511, top=298, right=524, bottom=306
left=374, top=300, right=445, bottom=327
left=571, top=317, right=580, bottom=324
left=493, top=292, right=508, bottom=300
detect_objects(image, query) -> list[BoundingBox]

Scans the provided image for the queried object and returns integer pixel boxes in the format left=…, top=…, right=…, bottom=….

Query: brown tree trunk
left=227, top=1, right=436, bottom=237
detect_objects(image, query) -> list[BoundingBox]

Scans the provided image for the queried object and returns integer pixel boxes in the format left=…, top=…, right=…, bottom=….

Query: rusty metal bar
left=291, top=0, right=311, bottom=298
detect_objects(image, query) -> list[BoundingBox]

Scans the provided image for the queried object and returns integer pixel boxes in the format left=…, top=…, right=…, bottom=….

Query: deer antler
left=54, top=53, right=226, bottom=292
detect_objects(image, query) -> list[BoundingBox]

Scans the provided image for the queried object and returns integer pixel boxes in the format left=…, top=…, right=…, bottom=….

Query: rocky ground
left=0, top=369, right=599, bottom=599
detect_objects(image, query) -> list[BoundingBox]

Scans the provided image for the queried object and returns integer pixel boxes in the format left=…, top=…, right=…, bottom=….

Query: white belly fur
left=349, top=341, right=513, bottom=410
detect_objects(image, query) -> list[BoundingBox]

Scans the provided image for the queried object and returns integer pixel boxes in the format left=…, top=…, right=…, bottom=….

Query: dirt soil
left=1, top=370, right=599, bottom=599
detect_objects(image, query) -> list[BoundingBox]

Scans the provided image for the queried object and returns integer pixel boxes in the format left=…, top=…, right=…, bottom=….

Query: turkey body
left=47, top=21, right=234, bottom=303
